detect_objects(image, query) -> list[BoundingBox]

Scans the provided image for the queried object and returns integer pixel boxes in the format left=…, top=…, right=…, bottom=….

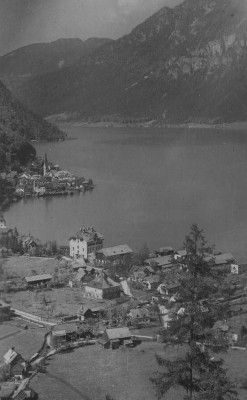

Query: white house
left=69, top=226, right=104, bottom=259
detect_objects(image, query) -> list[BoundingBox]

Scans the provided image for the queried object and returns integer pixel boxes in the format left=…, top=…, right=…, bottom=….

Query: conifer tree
left=152, top=224, right=238, bottom=400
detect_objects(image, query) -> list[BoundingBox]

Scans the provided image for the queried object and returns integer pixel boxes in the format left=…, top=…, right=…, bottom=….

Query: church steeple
left=43, top=153, right=48, bottom=176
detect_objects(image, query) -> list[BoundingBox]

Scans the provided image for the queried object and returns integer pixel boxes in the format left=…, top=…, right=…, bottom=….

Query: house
left=155, top=247, right=174, bottom=257
left=144, top=255, right=173, bottom=270
left=0, top=382, right=15, bottom=399
left=3, top=348, right=27, bottom=378
left=78, top=307, right=102, bottom=321
left=12, top=378, right=37, bottom=400
left=157, top=280, right=179, bottom=296
left=69, top=226, right=104, bottom=259
left=158, top=305, right=172, bottom=329
left=25, top=274, right=52, bottom=286
left=84, top=274, right=121, bottom=300
left=205, top=252, right=236, bottom=272
left=20, top=236, right=43, bottom=255
left=75, top=268, right=86, bottom=282
left=142, top=275, right=161, bottom=290
left=52, top=323, right=78, bottom=342
left=231, top=263, right=247, bottom=275
left=129, top=308, right=150, bottom=323
left=98, top=327, right=132, bottom=349
left=174, top=249, right=187, bottom=261
left=96, top=244, right=133, bottom=265
left=0, top=214, right=13, bottom=246
left=205, top=252, right=235, bottom=265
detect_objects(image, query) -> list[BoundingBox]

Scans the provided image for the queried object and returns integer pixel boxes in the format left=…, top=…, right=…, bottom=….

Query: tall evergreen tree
left=152, top=224, right=238, bottom=400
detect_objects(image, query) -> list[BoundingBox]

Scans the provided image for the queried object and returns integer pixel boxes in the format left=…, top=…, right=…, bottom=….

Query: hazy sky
left=0, top=0, right=183, bottom=55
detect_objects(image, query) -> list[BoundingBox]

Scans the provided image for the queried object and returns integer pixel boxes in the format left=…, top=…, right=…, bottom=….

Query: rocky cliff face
left=4, top=0, right=247, bottom=123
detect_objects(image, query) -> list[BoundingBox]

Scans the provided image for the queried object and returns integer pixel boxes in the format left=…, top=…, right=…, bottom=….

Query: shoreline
left=56, top=120, right=247, bottom=130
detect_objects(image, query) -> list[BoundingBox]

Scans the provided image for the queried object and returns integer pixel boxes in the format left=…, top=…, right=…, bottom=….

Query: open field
left=5, top=286, right=116, bottom=318
left=2, top=256, right=58, bottom=279
left=1, top=321, right=247, bottom=400
left=0, top=322, right=46, bottom=360
left=32, top=342, right=183, bottom=400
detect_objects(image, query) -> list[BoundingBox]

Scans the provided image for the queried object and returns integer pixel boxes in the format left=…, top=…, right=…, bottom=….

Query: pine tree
left=152, top=224, right=238, bottom=400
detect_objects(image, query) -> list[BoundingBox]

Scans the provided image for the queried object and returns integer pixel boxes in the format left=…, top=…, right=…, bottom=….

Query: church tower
left=43, top=153, right=48, bottom=176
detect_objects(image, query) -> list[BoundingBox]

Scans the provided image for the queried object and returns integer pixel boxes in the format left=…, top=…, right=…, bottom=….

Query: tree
left=152, top=224, right=238, bottom=400
left=133, top=242, right=150, bottom=265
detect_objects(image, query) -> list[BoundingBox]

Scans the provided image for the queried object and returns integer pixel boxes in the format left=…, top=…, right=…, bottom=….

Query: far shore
left=54, top=119, right=247, bottom=130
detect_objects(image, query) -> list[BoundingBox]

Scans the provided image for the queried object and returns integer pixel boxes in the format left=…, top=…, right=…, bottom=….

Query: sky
left=0, top=0, right=183, bottom=55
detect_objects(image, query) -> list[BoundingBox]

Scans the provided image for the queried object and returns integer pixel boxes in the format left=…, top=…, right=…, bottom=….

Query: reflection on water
left=5, top=125, right=247, bottom=259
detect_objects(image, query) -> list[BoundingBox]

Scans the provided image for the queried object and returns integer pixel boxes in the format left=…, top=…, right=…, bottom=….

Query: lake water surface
left=5, top=125, right=247, bottom=259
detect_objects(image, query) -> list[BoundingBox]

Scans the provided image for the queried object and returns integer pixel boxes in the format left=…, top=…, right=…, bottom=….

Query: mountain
left=4, top=0, right=247, bottom=123
left=0, top=79, right=65, bottom=170
left=0, top=37, right=112, bottom=94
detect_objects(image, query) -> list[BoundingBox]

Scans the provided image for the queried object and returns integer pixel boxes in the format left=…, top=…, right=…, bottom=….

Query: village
left=0, top=153, right=94, bottom=208
left=1, top=215, right=247, bottom=399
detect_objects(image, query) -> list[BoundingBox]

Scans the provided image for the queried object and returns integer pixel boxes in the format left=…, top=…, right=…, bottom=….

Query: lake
left=5, top=125, right=247, bottom=259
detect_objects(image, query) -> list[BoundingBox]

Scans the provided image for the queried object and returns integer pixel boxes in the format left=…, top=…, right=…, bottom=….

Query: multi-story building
left=69, top=226, right=104, bottom=259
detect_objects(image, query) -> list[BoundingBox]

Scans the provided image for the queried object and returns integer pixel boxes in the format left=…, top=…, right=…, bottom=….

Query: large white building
left=69, top=226, right=104, bottom=259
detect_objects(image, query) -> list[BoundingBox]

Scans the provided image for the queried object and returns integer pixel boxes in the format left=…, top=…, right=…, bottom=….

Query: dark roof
left=145, top=255, right=173, bottom=267
left=156, top=247, right=174, bottom=253
left=86, top=274, right=120, bottom=290
left=25, top=274, right=52, bottom=283
left=53, top=323, right=78, bottom=333
left=69, top=226, right=103, bottom=242
left=97, top=244, right=133, bottom=257
left=130, top=308, right=150, bottom=318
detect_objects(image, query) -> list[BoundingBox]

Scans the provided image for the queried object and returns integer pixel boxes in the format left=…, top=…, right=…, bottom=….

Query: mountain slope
left=0, top=79, right=65, bottom=170
left=0, top=37, right=112, bottom=94
left=6, top=0, right=247, bottom=123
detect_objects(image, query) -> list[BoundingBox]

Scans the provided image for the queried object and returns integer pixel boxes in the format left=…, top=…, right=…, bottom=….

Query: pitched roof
left=25, top=274, right=52, bottom=283
left=105, top=327, right=131, bottom=340
left=145, top=255, right=173, bottom=267
left=69, top=226, right=103, bottom=242
left=53, top=323, right=78, bottom=333
left=97, top=244, right=133, bottom=257
left=157, top=247, right=174, bottom=253
left=86, top=274, right=120, bottom=290
left=3, top=348, right=19, bottom=364
left=176, top=249, right=187, bottom=257
left=75, top=268, right=86, bottom=281
left=130, top=308, right=150, bottom=318
left=144, top=275, right=160, bottom=284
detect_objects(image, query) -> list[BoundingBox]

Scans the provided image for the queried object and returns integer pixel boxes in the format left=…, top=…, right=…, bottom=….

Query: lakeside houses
left=2, top=153, right=95, bottom=203
left=69, top=226, right=104, bottom=259
left=155, top=246, right=174, bottom=257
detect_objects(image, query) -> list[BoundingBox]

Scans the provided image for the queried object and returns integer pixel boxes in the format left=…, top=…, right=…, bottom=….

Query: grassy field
left=32, top=342, right=183, bottom=400
left=2, top=256, right=58, bottom=279
left=0, top=322, right=46, bottom=360
left=0, top=321, right=247, bottom=400
left=4, top=286, right=117, bottom=319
